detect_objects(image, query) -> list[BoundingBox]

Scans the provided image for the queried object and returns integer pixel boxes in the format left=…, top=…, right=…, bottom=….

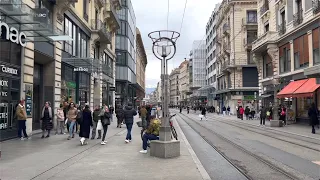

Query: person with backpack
left=123, top=102, right=137, bottom=143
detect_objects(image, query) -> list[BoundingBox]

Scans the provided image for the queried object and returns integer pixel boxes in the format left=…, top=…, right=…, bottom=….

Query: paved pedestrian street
left=0, top=117, right=205, bottom=180
left=173, top=109, right=320, bottom=180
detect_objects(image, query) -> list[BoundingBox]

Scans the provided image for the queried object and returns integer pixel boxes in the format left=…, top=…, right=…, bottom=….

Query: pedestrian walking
left=116, top=105, right=125, bottom=128
left=245, top=106, right=250, bottom=120
left=179, top=106, right=182, bottom=113
left=227, top=106, right=230, bottom=115
left=91, top=106, right=102, bottom=139
left=40, top=102, right=53, bottom=138
left=16, top=100, right=30, bottom=140
left=259, top=106, right=267, bottom=127
left=79, top=105, right=92, bottom=145
left=76, top=106, right=83, bottom=133
left=308, top=103, right=318, bottom=134
left=124, top=102, right=137, bottom=143
left=67, top=102, right=77, bottom=140
left=239, top=106, right=244, bottom=120
left=279, top=105, right=287, bottom=126
left=56, top=104, right=65, bottom=135
left=187, top=106, right=190, bottom=114
left=201, top=106, right=207, bottom=121
left=216, top=106, right=220, bottom=115
left=140, top=105, right=148, bottom=129
left=109, top=106, right=114, bottom=122
left=101, top=106, right=111, bottom=145
left=63, top=101, right=69, bottom=132
left=222, top=106, right=226, bottom=116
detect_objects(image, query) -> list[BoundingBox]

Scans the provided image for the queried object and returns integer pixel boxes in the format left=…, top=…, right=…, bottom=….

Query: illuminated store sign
left=0, top=20, right=27, bottom=47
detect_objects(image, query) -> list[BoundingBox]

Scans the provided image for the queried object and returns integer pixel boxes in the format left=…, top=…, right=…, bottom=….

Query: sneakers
left=101, top=141, right=107, bottom=145
left=139, top=150, right=147, bottom=154
left=125, top=139, right=130, bottom=143
left=80, top=137, right=85, bottom=145
left=20, top=137, right=25, bottom=141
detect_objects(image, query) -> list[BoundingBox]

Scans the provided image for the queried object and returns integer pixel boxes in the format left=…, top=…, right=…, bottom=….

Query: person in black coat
left=308, top=103, right=319, bottom=134
left=41, top=102, right=53, bottom=138
left=201, top=106, right=207, bottom=121
left=79, top=105, right=93, bottom=145
left=123, top=102, right=137, bottom=143
left=116, top=105, right=125, bottom=128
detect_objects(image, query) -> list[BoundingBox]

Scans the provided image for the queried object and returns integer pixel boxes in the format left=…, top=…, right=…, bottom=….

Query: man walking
left=123, top=102, right=137, bottom=143
left=259, top=106, right=267, bottom=127
left=16, top=100, right=30, bottom=140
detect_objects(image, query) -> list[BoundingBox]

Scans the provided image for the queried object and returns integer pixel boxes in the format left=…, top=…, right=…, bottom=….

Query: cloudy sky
left=133, top=0, right=220, bottom=88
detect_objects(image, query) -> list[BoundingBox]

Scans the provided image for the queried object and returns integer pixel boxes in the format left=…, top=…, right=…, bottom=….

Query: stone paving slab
left=0, top=116, right=206, bottom=180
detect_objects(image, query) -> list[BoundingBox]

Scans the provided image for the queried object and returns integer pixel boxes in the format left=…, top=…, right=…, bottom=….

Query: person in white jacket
left=56, top=104, right=65, bottom=135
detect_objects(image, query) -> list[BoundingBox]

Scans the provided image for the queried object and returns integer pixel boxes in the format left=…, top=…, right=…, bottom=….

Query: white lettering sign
left=0, top=80, right=8, bottom=87
left=0, top=92, right=7, bottom=97
left=74, top=67, right=88, bottom=72
left=0, top=123, right=8, bottom=130
left=1, top=65, right=18, bottom=75
left=0, top=112, right=7, bottom=119
left=0, top=20, right=27, bottom=47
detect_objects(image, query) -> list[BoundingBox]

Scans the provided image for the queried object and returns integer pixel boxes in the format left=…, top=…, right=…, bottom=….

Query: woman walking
left=308, top=103, right=318, bottom=134
left=41, top=102, right=53, bottom=138
left=101, top=106, right=111, bottom=145
left=79, top=105, right=93, bottom=145
left=67, top=102, right=77, bottom=140
left=116, top=105, right=124, bottom=128
left=56, top=104, right=65, bottom=135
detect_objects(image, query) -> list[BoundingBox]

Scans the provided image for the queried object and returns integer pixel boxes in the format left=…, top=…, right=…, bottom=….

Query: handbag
left=65, top=118, right=69, bottom=125
left=97, top=120, right=103, bottom=130
left=103, top=118, right=111, bottom=125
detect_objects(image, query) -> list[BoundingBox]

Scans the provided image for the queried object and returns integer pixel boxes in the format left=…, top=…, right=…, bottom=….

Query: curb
left=174, top=116, right=212, bottom=180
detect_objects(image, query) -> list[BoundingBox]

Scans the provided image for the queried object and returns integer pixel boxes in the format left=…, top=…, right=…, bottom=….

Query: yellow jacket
left=16, top=104, right=27, bottom=120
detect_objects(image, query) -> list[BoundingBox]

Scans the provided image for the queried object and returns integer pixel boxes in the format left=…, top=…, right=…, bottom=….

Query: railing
left=278, top=21, right=286, bottom=35
left=313, top=0, right=320, bottom=14
left=105, top=1, right=121, bottom=27
left=91, top=19, right=112, bottom=42
left=293, top=9, right=303, bottom=26
left=242, top=17, right=257, bottom=26
left=260, top=3, right=269, bottom=16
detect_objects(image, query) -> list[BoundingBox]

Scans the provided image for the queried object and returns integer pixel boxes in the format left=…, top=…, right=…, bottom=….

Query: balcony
left=313, top=0, right=320, bottom=14
left=252, top=31, right=278, bottom=52
left=260, top=3, right=269, bottom=16
left=223, top=23, right=230, bottom=35
left=278, top=21, right=286, bottom=35
left=241, top=17, right=258, bottom=30
left=95, top=0, right=106, bottom=8
left=91, top=19, right=112, bottom=44
left=293, top=9, right=303, bottom=26
left=223, top=43, right=230, bottom=55
left=104, top=1, right=121, bottom=30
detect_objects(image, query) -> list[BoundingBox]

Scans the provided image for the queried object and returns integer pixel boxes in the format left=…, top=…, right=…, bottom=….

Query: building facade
left=179, top=60, right=189, bottom=106
left=189, top=40, right=207, bottom=105
left=252, top=0, right=320, bottom=123
left=169, top=68, right=180, bottom=106
left=0, top=0, right=120, bottom=140
left=115, top=0, right=137, bottom=107
left=155, top=81, right=161, bottom=105
left=215, top=0, right=259, bottom=114
left=205, top=4, right=220, bottom=106
left=135, top=27, right=147, bottom=105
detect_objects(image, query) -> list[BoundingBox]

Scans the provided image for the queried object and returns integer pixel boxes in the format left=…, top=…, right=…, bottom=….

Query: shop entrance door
left=32, top=64, right=43, bottom=130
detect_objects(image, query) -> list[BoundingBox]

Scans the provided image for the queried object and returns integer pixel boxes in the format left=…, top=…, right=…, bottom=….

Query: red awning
left=277, top=79, right=308, bottom=98
left=292, top=78, right=320, bottom=97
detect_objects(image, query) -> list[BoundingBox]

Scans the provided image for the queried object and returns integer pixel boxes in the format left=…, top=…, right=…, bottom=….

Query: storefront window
left=296, top=97, right=312, bottom=118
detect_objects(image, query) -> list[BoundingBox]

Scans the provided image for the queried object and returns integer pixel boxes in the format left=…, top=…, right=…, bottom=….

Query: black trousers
left=260, top=117, right=266, bottom=125
left=102, top=125, right=109, bottom=141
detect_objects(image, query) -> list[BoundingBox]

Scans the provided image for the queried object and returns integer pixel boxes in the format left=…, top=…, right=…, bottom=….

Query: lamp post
left=148, top=30, right=180, bottom=158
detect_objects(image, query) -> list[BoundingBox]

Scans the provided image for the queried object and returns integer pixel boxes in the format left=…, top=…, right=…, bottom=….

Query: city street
left=172, top=109, right=320, bottom=180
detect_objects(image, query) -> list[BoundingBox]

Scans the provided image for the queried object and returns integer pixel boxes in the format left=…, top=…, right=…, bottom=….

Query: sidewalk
left=0, top=116, right=208, bottom=180
left=188, top=111, right=320, bottom=139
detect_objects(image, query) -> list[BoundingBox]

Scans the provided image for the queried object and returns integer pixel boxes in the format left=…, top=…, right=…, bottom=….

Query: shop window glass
left=313, top=28, right=320, bottom=65
left=296, top=97, right=312, bottom=118
left=11, top=80, right=20, bottom=90
left=294, top=34, right=309, bottom=69
left=11, top=91, right=19, bottom=101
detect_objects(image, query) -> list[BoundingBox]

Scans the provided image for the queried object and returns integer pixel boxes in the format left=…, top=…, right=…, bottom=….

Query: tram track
left=177, top=113, right=304, bottom=180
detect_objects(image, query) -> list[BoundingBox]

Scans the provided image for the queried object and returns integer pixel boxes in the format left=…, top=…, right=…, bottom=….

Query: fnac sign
left=0, top=20, right=27, bottom=47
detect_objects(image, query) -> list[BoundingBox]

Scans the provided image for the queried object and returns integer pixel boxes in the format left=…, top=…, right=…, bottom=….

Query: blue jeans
left=142, top=133, right=159, bottom=150
left=18, top=120, right=28, bottom=138
left=69, top=121, right=76, bottom=137
left=126, top=123, right=133, bottom=140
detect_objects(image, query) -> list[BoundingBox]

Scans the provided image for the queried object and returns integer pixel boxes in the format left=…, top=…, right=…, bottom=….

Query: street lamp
left=148, top=30, right=180, bottom=158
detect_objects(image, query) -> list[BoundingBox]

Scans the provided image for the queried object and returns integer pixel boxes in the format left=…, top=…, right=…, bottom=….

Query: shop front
left=277, top=78, right=320, bottom=124
left=0, top=40, right=22, bottom=140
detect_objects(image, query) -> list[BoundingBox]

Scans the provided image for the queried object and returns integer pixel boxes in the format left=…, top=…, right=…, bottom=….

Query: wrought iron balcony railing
left=91, top=19, right=112, bottom=44
left=260, top=3, right=269, bottom=16
left=313, top=0, right=320, bottom=14
left=293, top=9, right=303, bottom=26
left=278, top=21, right=286, bottom=35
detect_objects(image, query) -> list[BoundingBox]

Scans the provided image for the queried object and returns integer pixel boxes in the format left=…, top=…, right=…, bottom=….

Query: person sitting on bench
left=139, top=117, right=161, bottom=154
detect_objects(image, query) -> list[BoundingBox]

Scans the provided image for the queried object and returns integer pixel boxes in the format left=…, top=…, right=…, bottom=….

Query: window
left=64, top=17, right=76, bottom=56
left=83, top=0, right=88, bottom=21
left=294, top=34, right=309, bottom=69
left=247, top=51, right=254, bottom=64
left=116, top=51, right=126, bottom=65
left=313, top=28, right=320, bottom=64
left=263, top=54, right=273, bottom=78
left=247, top=11, right=257, bottom=23
left=279, top=43, right=291, bottom=73
left=78, top=30, right=89, bottom=58
left=264, top=23, right=269, bottom=32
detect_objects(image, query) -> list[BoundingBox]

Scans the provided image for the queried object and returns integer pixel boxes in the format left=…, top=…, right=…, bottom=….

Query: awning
left=292, top=78, right=320, bottom=97
left=276, top=79, right=308, bottom=98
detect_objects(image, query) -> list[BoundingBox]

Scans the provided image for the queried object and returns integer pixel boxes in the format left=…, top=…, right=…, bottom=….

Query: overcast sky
left=133, top=0, right=220, bottom=88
